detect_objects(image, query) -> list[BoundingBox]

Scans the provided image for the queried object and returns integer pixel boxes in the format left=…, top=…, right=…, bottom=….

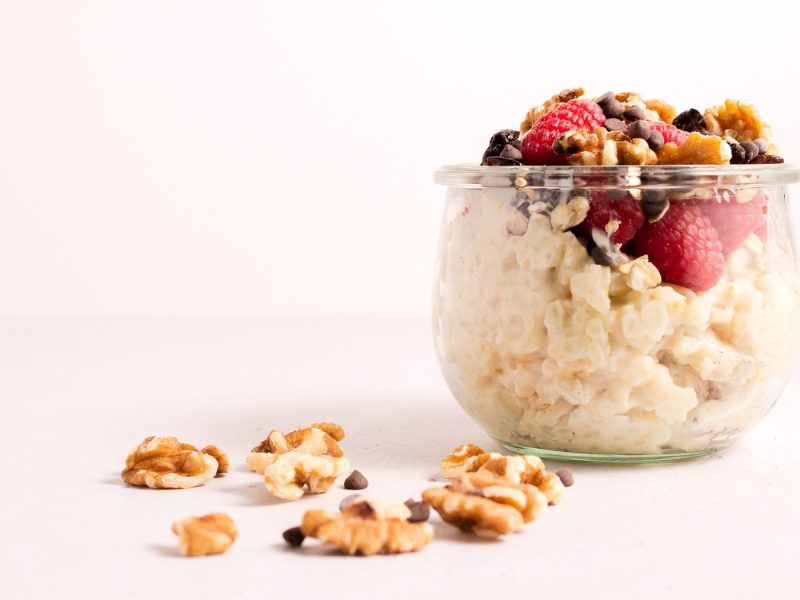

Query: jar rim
left=433, top=163, right=800, bottom=189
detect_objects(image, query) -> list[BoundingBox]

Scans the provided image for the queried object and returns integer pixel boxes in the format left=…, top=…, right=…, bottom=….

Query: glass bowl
left=433, top=164, right=800, bottom=463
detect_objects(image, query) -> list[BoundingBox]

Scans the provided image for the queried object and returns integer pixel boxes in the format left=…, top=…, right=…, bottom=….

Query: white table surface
left=1, top=316, right=798, bottom=600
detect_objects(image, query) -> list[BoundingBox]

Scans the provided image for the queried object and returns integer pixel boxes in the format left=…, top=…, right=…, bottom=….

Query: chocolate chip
left=555, top=469, right=574, bottom=487
left=344, top=470, right=368, bottom=490
left=603, top=99, right=625, bottom=119
left=604, top=118, right=626, bottom=132
left=647, top=131, right=665, bottom=152
left=672, top=108, right=707, bottom=133
left=348, top=500, right=376, bottom=519
left=750, top=154, right=784, bottom=164
left=517, top=201, right=531, bottom=219
left=753, top=138, right=769, bottom=154
left=404, top=499, right=430, bottom=523
left=339, top=494, right=362, bottom=511
left=484, top=156, right=521, bottom=166
left=729, top=143, right=747, bottom=164
left=590, top=246, right=614, bottom=266
left=622, top=106, right=645, bottom=121
left=741, top=141, right=759, bottom=162
left=282, top=526, right=305, bottom=548
left=481, top=129, right=521, bottom=165
left=642, top=190, right=669, bottom=223
left=628, top=120, right=651, bottom=141
left=499, top=144, right=523, bottom=161
left=595, top=91, right=615, bottom=106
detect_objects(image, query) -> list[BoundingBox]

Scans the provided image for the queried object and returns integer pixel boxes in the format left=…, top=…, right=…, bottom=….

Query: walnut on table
left=300, top=497, right=433, bottom=556
left=247, top=422, right=350, bottom=500
left=172, top=513, right=237, bottom=557
left=121, top=436, right=228, bottom=489
left=440, top=444, right=565, bottom=505
left=423, top=473, right=548, bottom=538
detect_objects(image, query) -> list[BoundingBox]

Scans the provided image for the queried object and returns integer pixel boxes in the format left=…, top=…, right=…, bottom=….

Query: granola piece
left=644, top=98, right=677, bottom=124
left=423, top=473, right=548, bottom=538
left=172, top=513, right=237, bottom=557
left=121, top=436, right=223, bottom=489
left=703, top=99, right=772, bottom=143
left=520, top=87, right=585, bottom=135
left=657, top=132, right=732, bottom=165
left=439, top=444, right=564, bottom=505
left=247, top=423, right=350, bottom=500
left=300, top=497, right=433, bottom=556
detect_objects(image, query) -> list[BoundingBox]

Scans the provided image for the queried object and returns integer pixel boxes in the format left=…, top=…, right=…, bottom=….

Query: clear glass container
left=433, top=164, right=800, bottom=463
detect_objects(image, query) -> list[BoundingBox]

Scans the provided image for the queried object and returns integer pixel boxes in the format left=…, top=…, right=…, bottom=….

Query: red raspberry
left=520, top=100, right=605, bottom=165
left=629, top=203, right=724, bottom=292
left=580, top=192, right=644, bottom=244
left=689, top=190, right=767, bottom=253
left=644, top=121, right=688, bottom=146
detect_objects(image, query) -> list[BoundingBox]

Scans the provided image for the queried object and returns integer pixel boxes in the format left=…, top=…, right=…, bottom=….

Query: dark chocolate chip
left=647, top=131, right=665, bottom=152
left=517, top=201, right=531, bottom=219
left=642, top=190, right=669, bottom=223
left=753, top=138, right=769, bottom=154
left=672, top=108, right=707, bottom=133
left=741, top=142, right=759, bottom=162
left=282, top=526, right=305, bottom=548
left=555, top=469, right=574, bottom=487
left=729, top=143, right=747, bottom=164
left=628, top=120, right=651, bottom=141
left=339, top=494, right=362, bottom=511
left=484, top=156, right=521, bottom=166
left=604, top=118, right=626, bottom=132
left=590, top=246, right=614, bottom=266
left=404, top=499, right=430, bottom=523
left=481, top=129, right=521, bottom=165
left=622, top=106, right=645, bottom=121
left=348, top=500, right=376, bottom=519
left=750, top=154, right=784, bottom=164
left=595, top=91, right=615, bottom=107
left=344, top=470, right=368, bottom=490
left=499, top=144, right=523, bottom=161
left=603, top=99, right=625, bottom=119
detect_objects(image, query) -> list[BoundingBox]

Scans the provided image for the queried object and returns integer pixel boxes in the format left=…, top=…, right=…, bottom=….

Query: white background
left=2, top=0, right=799, bottom=317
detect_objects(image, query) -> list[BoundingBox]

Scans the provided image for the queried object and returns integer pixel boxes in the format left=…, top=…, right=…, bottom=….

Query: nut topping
left=121, top=436, right=225, bottom=489
left=172, top=513, right=237, bottom=557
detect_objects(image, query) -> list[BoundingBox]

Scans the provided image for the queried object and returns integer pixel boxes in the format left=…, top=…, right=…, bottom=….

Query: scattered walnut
left=423, top=473, right=548, bottom=538
left=300, top=497, right=433, bottom=555
left=644, top=98, right=677, bottom=124
left=121, top=436, right=225, bottom=489
left=440, top=444, right=564, bottom=505
left=247, top=423, right=350, bottom=500
left=172, top=513, right=237, bottom=557
left=549, top=194, right=590, bottom=232
left=704, top=99, right=771, bottom=143
left=201, top=445, right=229, bottom=475
left=520, top=87, right=585, bottom=135
left=657, top=132, right=732, bottom=165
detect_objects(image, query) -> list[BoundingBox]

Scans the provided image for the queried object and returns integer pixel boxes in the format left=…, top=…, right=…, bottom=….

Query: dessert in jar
left=433, top=88, right=800, bottom=462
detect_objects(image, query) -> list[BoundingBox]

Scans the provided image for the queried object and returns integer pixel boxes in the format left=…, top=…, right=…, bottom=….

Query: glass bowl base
left=500, top=442, right=718, bottom=464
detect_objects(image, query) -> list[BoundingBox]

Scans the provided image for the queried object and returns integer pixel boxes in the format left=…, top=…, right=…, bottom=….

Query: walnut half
left=423, top=473, right=548, bottom=538
left=121, top=436, right=227, bottom=489
left=172, top=513, right=237, bottom=557
left=300, top=497, right=433, bottom=556
left=247, top=423, right=350, bottom=500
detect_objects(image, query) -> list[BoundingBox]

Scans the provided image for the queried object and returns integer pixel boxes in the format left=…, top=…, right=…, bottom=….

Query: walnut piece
left=520, top=88, right=584, bottom=135
left=657, top=132, right=732, bottom=165
left=121, top=436, right=225, bottom=489
left=644, top=98, right=677, bottom=124
left=554, top=128, right=657, bottom=166
left=301, top=497, right=433, bottom=555
left=423, top=473, right=548, bottom=538
left=247, top=423, right=350, bottom=500
left=704, top=99, right=771, bottom=143
left=439, top=444, right=564, bottom=505
left=172, top=513, right=237, bottom=557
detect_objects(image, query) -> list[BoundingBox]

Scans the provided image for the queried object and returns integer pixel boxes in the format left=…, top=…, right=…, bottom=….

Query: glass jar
left=433, top=164, right=800, bottom=463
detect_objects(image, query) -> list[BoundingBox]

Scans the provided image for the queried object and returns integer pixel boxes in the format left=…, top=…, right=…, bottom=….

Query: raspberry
left=580, top=192, right=644, bottom=244
left=520, top=99, right=605, bottom=165
left=629, top=203, right=724, bottom=292
left=641, top=121, right=688, bottom=146
left=689, top=190, right=767, bottom=253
